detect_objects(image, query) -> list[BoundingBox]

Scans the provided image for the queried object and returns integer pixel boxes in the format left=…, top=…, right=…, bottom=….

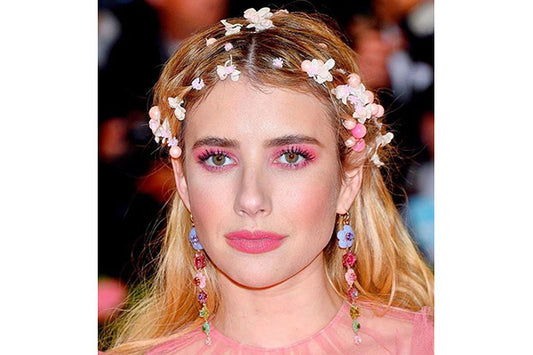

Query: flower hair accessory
left=220, top=19, right=242, bottom=36
left=168, top=97, right=186, bottom=121
left=148, top=8, right=393, bottom=167
left=148, top=106, right=178, bottom=147
left=272, top=57, right=283, bottom=68
left=216, top=57, right=241, bottom=81
left=330, top=72, right=393, bottom=159
left=301, top=58, right=335, bottom=84
left=191, top=78, right=205, bottom=90
left=244, top=7, right=274, bottom=32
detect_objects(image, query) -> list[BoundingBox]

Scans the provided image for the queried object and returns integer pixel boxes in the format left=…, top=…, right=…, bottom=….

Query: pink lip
left=225, top=230, right=286, bottom=254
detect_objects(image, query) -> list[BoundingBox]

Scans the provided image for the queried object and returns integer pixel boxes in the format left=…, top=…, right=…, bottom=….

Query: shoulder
left=357, top=302, right=434, bottom=355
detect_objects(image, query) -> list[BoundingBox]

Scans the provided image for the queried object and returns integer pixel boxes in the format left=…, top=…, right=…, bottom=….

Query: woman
left=102, top=8, right=434, bottom=354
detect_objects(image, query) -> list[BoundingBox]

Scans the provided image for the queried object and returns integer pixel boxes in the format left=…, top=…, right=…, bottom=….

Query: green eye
left=283, top=152, right=300, bottom=164
left=212, top=154, right=226, bottom=166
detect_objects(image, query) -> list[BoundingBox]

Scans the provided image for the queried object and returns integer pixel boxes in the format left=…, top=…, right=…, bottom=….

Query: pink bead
left=352, top=139, right=366, bottom=152
left=365, top=91, right=374, bottom=103
left=348, top=73, right=361, bottom=87
left=342, top=251, right=356, bottom=267
left=351, top=123, right=367, bottom=139
left=375, top=105, right=384, bottom=118
left=342, top=119, right=356, bottom=130
left=169, top=146, right=182, bottom=158
left=301, top=60, right=312, bottom=72
left=370, top=104, right=378, bottom=116
left=149, top=106, right=160, bottom=120
left=194, top=253, right=206, bottom=269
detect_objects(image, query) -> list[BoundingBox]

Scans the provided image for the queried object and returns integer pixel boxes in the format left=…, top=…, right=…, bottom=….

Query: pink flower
left=345, top=268, right=357, bottom=286
left=194, top=272, right=207, bottom=289
left=272, top=57, right=283, bottom=68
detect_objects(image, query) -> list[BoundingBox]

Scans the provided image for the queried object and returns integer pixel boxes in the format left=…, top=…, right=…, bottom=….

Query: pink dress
left=147, top=302, right=433, bottom=354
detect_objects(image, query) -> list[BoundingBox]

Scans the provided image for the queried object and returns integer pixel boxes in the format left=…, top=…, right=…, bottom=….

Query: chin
left=218, top=264, right=294, bottom=290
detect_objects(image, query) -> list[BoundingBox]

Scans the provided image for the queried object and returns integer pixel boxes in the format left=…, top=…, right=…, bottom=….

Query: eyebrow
left=264, top=135, right=323, bottom=148
left=191, top=134, right=323, bottom=149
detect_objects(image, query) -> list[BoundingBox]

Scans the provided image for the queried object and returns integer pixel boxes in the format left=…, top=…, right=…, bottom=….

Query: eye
left=273, top=146, right=315, bottom=168
left=278, top=151, right=305, bottom=165
left=203, top=153, right=235, bottom=167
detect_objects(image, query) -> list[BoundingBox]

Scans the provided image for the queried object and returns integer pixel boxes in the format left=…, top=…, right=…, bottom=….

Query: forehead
left=185, top=78, right=335, bottom=142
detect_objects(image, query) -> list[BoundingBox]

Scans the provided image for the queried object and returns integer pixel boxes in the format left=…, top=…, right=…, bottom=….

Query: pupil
left=286, top=152, right=297, bottom=163
left=213, top=154, right=225, bottom=165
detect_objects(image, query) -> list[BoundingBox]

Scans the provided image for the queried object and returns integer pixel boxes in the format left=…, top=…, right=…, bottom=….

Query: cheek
left=274, top=171, right=340, bottom=230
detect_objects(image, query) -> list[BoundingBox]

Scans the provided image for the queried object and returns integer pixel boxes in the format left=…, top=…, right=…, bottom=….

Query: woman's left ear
left=170, top=156, right=192, bottom=211
left=336, top=167, right=363, bottom=214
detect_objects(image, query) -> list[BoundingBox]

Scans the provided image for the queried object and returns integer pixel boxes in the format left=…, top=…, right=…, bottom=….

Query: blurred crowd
left=98, top=0, right=434, bottom=325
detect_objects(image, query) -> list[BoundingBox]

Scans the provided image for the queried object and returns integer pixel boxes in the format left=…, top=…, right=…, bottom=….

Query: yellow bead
left=350, top=305, right=360, bottom=319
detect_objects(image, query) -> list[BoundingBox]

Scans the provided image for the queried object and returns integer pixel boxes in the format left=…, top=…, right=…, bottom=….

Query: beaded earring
left=189, top=216, right=212, bottom=345
left=336, top=212, right=362, bottom=344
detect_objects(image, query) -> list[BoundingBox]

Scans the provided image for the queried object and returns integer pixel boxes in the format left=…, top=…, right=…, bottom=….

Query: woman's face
left=173, top=78, right=360, bottom=288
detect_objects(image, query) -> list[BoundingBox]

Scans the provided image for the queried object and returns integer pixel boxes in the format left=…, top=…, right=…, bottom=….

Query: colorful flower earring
left=336, top=212, right=362, bottom=344
left=189, top=216, right=211, bottom=345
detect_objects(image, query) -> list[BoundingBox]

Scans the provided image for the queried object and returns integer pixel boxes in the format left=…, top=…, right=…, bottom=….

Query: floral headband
left=148, top=8, right=393, bottom=167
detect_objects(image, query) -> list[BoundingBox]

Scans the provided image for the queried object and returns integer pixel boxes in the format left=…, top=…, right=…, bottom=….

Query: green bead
left=202, top=321, right=210, bottom=335
left=352, top=320, right=361, bottom=333
left=199, top=306, right=210, bottom=319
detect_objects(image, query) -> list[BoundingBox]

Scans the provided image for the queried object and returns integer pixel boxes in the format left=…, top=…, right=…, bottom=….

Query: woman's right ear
left=170, top=155, right=191, bottom=211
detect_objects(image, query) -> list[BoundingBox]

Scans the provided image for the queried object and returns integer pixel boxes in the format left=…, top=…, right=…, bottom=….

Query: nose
left=234, top=165, right=272, bottom=217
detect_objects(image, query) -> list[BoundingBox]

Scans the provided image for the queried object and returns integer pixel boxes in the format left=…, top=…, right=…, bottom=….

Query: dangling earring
left=336, top=211, right=362, bottom=344
left=189, top=215, right=212, bottom=345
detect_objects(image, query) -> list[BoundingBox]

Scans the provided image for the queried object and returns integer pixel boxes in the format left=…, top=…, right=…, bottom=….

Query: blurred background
left=98, top=0, right=434, bottom=329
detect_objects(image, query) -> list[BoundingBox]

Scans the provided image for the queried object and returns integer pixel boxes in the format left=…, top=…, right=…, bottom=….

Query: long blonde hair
left=102, top=10, right=433, bottom=354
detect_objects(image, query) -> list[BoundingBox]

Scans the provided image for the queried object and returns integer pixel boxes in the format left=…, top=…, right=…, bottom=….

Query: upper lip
left=225, top=230, right=286, bottom=240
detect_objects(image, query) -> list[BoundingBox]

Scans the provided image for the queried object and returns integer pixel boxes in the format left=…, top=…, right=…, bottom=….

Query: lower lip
left=225, top=232, right=285, bottom=254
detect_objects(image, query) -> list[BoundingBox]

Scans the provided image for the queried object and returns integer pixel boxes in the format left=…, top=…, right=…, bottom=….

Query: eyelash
left=197, top=149, right=236, bottom=171
left=196, top=146, right=316, bottom=171
left=273, top=146, right=315, bottom=169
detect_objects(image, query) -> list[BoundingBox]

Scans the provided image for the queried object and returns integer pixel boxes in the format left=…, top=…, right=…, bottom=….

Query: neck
left=212, top=253, right=343, bottom=348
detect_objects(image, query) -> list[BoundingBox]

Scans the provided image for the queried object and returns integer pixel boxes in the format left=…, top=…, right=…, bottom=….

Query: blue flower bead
left=189, top=228, right=204, bottom=250
left=337, top=224, right=355, bottom=248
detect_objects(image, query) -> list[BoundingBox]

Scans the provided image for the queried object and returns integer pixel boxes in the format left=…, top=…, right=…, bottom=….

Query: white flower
left=331, top=84, right=352, bottom=104
left=244, top=7, right=274, bottom=31
left=153, top=117, right=172, bottom=144
left=371, top=132, right=393, bottom=166
left=205, top=37, right=216, bottom=46
left=371, top=152, right=384, bottom=167
left=376, top=132, right=393, bottom=147
left=167, top=137, right=179, bottom=147
left=168, top=97, right=186, bottom=121
left=224, top=42, right=233, bottom=51
left=272, top=57, right=283, bottom=68
left=220, top=19, right=242, bottom=36
left=191, top=77, right=205, bottom=90
left=216, top=59, right=241, bottom=81
left=301, top=58, right=335, bottom=84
